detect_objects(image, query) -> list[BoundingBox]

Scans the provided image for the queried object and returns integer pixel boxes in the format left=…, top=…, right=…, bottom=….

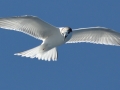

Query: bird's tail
left=14, top=45, right=58, bottom=61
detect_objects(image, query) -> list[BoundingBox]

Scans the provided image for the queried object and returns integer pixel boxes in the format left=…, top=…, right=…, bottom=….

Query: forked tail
left=14, top=45, right=58, bottom=61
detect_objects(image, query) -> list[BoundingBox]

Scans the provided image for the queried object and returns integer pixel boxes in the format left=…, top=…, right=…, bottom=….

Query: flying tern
left=0, top=15, right=120, bottom=61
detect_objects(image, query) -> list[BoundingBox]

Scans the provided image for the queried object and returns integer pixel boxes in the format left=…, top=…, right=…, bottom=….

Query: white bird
left=0, top=15, right=120, bottom=61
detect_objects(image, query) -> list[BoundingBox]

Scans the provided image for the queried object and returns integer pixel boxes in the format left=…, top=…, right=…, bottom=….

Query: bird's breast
left=43, top=33, right=64, bottom=50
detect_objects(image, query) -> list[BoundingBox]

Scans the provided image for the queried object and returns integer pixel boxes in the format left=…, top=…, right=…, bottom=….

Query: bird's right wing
left=0, top=15, right=59, bottom=40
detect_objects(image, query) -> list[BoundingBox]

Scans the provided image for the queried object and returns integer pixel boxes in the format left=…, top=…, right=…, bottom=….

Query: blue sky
left=0, top=0, right=120, bottom=90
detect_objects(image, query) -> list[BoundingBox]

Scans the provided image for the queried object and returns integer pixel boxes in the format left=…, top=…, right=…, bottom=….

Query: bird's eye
left=68, top=28, right=72, bottom=34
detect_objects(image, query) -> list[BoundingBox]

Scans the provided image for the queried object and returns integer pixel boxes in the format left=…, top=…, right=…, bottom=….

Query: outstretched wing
left=67, top=27, right=120, bottom=46
left=0, top=15, right=59, bottom=40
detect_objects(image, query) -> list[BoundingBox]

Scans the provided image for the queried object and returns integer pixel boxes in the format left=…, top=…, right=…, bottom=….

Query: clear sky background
left=0, top=0, right=120, bottom=90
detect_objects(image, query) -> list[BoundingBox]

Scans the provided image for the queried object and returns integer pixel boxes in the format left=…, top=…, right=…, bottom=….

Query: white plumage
left=0, top=15, right=120, bottom=61
left=67, top=27, right=120, bottom=46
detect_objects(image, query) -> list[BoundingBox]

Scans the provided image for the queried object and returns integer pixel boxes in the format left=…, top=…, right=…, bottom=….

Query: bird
left=0, top=15, right=120, bottom=61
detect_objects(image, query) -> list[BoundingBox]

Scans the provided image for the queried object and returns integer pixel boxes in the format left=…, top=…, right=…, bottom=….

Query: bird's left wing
left=67, top=27, right=120, bottom=46
left=0, top=15, right=59, bottom=40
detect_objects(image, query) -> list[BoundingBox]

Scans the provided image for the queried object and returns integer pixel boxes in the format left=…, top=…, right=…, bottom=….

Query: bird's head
left=60, top=27, right=72, bottom=42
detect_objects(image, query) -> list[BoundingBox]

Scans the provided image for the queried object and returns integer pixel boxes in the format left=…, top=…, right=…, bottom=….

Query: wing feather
left=0, top=15, right=59, bottom=40
left=67, top=27, right=120, bottom=46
